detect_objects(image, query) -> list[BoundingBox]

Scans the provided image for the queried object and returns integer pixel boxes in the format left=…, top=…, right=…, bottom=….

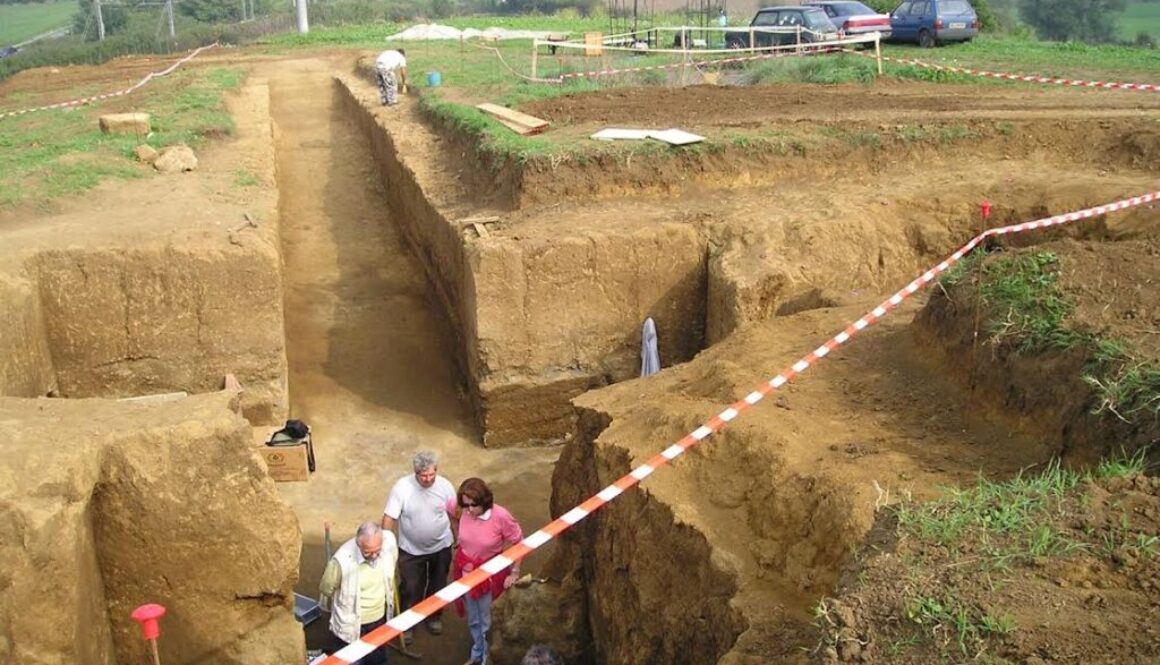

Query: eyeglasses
left=460, top=500, right=478, bottom=508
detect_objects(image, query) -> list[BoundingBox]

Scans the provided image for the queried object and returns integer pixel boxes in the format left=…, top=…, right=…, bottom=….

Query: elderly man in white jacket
left=320, top=522, right=399, bottom=664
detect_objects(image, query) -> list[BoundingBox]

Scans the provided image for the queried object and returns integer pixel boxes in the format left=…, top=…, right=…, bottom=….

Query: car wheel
left=918, top=29, right=935, bottom=48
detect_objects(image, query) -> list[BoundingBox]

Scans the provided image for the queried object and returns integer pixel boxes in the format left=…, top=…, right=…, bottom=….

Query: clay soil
left=4, top=48, right=1160, bottom=665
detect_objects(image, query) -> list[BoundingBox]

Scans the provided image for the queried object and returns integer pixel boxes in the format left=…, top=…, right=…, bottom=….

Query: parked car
left=0, top=46, right=19, bottom=59
left=724, top=7, right=840, bottom=49
left=804, top=1, right=893, bottom=40
left=888, top=0, right=978, bottom=47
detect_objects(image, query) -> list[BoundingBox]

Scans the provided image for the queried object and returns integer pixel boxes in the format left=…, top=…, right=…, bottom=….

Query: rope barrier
left=0, top=43, right=219, bottom=120
left=844, top=48, right=1160, bottom=92
left=319, top=190, right=1160, bottom=664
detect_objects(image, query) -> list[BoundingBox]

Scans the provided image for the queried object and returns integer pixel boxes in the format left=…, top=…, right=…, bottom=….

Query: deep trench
left=323, top=73, right=1160, bottom=664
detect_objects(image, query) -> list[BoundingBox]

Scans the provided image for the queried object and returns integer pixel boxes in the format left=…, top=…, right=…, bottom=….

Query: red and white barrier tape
left=320, top=190, right=1159, bottom=665
left=846, top=48, right=1160, bottom=92
left=558, top=45, right=840, bottom=80
left=0, top=43, right=218, bottom=119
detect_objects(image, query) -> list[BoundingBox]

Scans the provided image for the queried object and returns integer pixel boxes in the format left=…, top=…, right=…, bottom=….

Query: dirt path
left=261, top=57, right=558, bottom=664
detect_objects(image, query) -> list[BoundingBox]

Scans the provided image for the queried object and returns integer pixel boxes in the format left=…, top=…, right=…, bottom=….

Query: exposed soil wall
left=0, top=392, right=302, bottom=665
left=32, top=245, right=288, bottom=423
left=0, top=272, right=55, bottom=396
left=914, top=236, right=1160, bottom=467
left=339, top=77, right=711, bottom=446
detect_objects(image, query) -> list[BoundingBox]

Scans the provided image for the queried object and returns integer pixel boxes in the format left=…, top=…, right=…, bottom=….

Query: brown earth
left=816, top=473, right=1160, bottom=665
left=3, top=45, right=1160, bottom=665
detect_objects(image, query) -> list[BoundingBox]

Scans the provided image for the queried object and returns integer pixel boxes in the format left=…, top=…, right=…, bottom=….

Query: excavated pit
left=0, top=78, right=302, bottom=665
left=4, top=54, right=1160, bottom=665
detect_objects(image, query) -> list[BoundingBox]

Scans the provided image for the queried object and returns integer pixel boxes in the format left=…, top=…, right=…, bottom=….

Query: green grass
left=0, top=0, right=75, bottom=46
left=0, top=66, right=244, bottom=207
left=884, top=33, right=1160, bottom=77
left=940, top=249, right=1160, bottom=424
left=1120, top=1, right=1160, bottom=41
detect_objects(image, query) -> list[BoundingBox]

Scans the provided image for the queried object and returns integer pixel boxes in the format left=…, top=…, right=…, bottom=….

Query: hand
left=462, top=562, right=474, bottom=574
left=503, top=573, right=518, bottom=589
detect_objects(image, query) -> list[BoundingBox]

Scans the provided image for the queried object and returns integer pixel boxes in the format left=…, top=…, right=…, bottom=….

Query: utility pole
left=95, top=0, right=106, bottom=40
left=295, top=0, right=308, bottom=34
left=166, top=0, right=176, bottom=39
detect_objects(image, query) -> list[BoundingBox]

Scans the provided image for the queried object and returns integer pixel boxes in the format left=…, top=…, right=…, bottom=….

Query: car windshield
left=940, top=0, right=974, bottom=14
left=831, top=2, right=875, bottom=15
left=804, top=8, right=837, bottom=29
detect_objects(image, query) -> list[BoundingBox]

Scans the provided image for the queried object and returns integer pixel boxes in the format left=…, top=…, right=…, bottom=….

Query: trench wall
left=339, top=77, right=710, bottom=446
left=30, top=246, right=288, bottom=423
left=0, top=393, right=302, bottom=665
left=0, top=272, right=55, bottom=396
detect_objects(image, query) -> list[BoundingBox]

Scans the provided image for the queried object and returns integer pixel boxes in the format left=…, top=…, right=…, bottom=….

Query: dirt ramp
left=0, top=392, right=302, bottom=665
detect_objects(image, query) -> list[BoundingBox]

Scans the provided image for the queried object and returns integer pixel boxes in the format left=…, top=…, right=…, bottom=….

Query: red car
left=804, top=1, right=893, bottom=40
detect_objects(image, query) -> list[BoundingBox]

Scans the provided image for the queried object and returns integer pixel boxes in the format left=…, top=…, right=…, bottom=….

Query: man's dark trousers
left=398, top=546, right=452, bottom=619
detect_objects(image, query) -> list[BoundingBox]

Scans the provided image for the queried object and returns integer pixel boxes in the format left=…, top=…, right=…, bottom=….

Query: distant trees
left=74, top=0, right=129, bottom=38
left=1017, top=0, right=1128, bottom=42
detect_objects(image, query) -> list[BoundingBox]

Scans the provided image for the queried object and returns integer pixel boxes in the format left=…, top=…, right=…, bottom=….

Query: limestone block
left=154, top=144, right=199, bottom=173
left=134, top=144, right=159, bottom=164
left=99, top=112, right=151, bottom=135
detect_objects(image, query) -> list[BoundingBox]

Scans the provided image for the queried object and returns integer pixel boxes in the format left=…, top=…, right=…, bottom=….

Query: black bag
left=267, top=419, right=316, bottom=473
left=282, top=419, right=309, bottom=440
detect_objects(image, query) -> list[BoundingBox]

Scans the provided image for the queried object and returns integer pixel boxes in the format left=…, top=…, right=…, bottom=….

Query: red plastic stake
left=980, top=199, right=992, bottom=221
left=131, top=604, right=166, bottom=665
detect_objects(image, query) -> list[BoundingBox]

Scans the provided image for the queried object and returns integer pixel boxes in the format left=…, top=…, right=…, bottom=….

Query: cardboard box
left=253, top=428, right=311, bottom=482
left=260, top=444, right=310, bottom=482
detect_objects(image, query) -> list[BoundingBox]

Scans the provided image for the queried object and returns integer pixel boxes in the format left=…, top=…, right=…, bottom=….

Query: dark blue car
left=889, top=0, right=978, bottom=47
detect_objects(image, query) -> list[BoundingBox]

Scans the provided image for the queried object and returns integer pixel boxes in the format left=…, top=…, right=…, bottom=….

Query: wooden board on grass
left=476, top=103, right=550, bottom=136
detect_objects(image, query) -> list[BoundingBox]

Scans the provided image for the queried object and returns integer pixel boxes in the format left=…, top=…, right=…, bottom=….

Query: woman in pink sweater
left=447, top=477, right=524, bottom=665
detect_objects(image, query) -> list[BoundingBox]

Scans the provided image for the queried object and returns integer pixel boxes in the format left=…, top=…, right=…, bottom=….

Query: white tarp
left=591, top=128, right=706, bottom=146
left=641, top=317, right=660, bottom=377
left=386, top=23, right=560, bottom=41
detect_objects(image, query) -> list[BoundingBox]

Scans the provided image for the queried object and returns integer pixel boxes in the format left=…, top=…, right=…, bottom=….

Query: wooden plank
left=476, top=103, right=550, bottom=134
left=472, top=222, right=490, bottom=238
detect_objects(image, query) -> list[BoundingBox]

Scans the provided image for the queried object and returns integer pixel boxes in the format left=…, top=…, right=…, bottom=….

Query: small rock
left=99, top=112, right=151, bottom=135
left=838, top=639, right=862, bottom=661
left=775, top=396, right=791, bottom=410
left=134, top=144, right=159, bottom=164
left=153, top=144, right=198, bottom=173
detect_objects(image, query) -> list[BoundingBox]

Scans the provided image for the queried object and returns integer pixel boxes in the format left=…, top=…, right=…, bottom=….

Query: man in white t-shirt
left=374, top=48, right=408, bottom=107
left=382, top=450, right=455, bottom=637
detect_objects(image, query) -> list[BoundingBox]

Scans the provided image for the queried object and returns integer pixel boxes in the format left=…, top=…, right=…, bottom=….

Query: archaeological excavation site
left=2, top=35, right=1160, bottom=665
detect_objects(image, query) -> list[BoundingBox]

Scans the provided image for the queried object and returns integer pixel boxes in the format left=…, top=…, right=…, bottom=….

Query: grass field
left=0, top=0, right=75, bottom=46
left=0, top=67, right=243, bottom=207
left=1121, top=1, right=1160, bottom=40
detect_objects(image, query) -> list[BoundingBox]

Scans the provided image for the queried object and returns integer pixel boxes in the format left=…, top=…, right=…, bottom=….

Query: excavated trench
left=332, top=72, right=1160, bottom=663
left=3, top=61, right=1159, bottom=665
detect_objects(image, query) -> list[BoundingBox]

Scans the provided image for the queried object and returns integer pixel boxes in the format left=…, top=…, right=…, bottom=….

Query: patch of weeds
left=1093, top=447, right=1149, bottom=478
left=896, top=460, right=1081, bottom=547
left=937, top=124, right=977, bottom=143
left=905, top=594, right=1014, bottom=656
left=936, top=248, right=985, bottom=289
left=886, top=632, right=924, bottom=656
left=233, top=170, right=260, bottom=188
left=997, top=121, right=1015, bottom=136
left=847, top=131, right=881, bottom=148
left=894, top=125, right=931, bottom=142
left=1083, top=349, right=1160, bottom=422
left=975, top=251, right=1086, bottom=352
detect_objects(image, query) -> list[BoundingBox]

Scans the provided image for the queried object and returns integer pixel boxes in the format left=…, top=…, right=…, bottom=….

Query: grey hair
left=356, top=521, right=382, bottom=543
left=412, top=451, right=438, bottom=473
left=521, top=645, right=563, bottom=665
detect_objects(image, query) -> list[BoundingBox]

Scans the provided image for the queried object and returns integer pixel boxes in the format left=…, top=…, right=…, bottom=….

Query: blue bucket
left=426, top=71, right=442, bottom=87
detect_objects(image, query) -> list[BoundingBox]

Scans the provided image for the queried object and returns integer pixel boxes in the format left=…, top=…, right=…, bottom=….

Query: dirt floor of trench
left=259, top=57, right=560, bottom=664
left=4, top=47, right=1160, bottom=665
